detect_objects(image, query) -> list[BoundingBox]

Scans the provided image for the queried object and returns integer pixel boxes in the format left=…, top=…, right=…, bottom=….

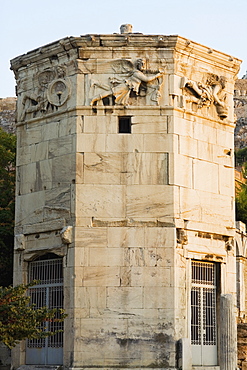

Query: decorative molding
left=60, top=226, right=73, bottom=244
left=14, top=234, right=25, bottom=251
left=177, top=228, right=188, bottom=245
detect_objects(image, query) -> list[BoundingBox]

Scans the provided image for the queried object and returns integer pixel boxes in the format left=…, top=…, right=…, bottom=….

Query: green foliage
left=235, top=147, right=247, bottom=167
left=0, top=282, right=66, bottom=349
left=236, top=162, right=247, bottom=224
left=236, top=188, right=247, bottom=225
left=0, top=128, right=16, bottom=286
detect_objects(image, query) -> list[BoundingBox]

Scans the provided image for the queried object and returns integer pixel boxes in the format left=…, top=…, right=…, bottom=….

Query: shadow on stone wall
left=238, top=323, right=247, bottom=369
left=0, top=343, right=11, bottom=370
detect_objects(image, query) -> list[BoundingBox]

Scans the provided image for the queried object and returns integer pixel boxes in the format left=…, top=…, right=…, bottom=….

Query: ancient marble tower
left=11, top=25, right=241, bottom=369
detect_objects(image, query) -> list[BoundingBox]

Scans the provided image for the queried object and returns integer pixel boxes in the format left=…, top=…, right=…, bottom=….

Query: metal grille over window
left=48, top=286, right=64, bottom=347
left=191, top=287, right=201, bottom=345
left=29, top=258, right=63, bottom=284
left=192, top=261, right=215, bottom=285
left=27, top=288, right=46, bottom=348
left=28, top=257, right=63, bottom=349
left=191, top=261, right=216, bottom=346
left=203, top=288, right=216, bottom=345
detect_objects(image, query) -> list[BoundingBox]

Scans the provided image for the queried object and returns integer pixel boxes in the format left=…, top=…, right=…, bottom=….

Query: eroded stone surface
left=11, top=29, right=240, bottom=369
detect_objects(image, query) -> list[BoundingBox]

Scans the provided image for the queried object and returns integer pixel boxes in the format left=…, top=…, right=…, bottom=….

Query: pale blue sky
left=1, top=0, right=247, bottom=97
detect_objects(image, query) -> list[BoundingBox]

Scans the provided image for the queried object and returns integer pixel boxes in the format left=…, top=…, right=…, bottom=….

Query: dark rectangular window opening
left=118, top=116, right=132, bottom=133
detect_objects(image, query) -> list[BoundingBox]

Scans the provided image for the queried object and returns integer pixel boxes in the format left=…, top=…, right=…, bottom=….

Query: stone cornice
left=10, top=34, right=241, bottom=75
left=174, top=36, right=241, bottom=75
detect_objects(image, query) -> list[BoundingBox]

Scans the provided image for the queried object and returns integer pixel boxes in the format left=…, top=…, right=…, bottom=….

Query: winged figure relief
left=90, top=59, right=164, bottom=106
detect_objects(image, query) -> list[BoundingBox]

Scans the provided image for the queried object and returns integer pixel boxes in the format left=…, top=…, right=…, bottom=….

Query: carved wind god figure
left=19, top=66, right=71, bottom=121
left=181, top=73, right=228, bottom=119
left=90, top=59, right=164, bottom=106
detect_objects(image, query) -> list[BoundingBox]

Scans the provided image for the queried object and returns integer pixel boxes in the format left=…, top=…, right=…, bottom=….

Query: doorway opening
left=26, top=253, right=63, bottom=365
left=191, top=260, right=218, bottom=366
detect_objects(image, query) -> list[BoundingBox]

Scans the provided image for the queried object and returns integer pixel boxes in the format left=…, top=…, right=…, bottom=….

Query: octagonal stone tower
left=11, top=26, right=241, bottom=370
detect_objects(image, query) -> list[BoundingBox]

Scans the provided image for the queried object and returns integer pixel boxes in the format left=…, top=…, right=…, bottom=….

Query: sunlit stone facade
left=11, top=27, right=241, bottom=369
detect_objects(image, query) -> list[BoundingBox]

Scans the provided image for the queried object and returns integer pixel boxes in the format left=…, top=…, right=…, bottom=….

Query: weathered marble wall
left=11, top=27, right=241, bottom=369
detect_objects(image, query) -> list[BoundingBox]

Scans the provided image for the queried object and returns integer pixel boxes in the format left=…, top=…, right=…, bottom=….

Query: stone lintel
left=23, top=245, right=67, bottom=261
left=182, top=220, right=235, bottom=237
left=22, top=218, right=66, bottom=235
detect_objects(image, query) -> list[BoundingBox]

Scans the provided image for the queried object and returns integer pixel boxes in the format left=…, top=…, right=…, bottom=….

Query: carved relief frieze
left=47, top=79, right=71, bottom=107
left=19, top=65, right=71, bottom=121
left=181, top=73, right=228, bottom=119
left=89, top=59, right=164, bottom=107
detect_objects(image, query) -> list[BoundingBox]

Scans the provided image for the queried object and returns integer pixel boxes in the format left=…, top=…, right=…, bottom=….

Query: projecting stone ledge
left=17, top=367, right=62, bottom=370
